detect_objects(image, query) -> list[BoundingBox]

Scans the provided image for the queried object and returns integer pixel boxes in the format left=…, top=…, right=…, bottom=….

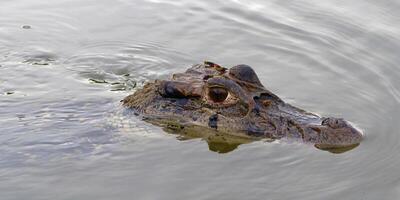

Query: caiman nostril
left=321, top=118, right=348, bottom=128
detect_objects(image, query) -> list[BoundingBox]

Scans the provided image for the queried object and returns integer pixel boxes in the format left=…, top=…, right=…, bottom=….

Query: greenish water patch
left=89, top=79, right=108, bottom=84
left=88, top=74, right=136, bottom=91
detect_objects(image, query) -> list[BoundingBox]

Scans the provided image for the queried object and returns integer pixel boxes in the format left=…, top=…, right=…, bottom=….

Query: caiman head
left=122, top=62, right=363, bottom=152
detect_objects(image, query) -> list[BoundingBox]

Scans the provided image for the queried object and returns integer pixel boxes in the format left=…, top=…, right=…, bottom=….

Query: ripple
left=63, top=40, right=194, bottom=92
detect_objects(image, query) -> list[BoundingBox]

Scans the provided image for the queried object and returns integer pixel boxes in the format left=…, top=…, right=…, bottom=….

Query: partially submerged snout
left=243, top=108, right=363, bottom=151
left=308, top=117, right=363, bottom=150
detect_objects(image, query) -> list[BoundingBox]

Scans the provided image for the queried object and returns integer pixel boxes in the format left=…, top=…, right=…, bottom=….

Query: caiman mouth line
left=122, top=61, right=363, bottom=153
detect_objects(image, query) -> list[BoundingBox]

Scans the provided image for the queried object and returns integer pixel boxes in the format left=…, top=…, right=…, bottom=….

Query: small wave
left=63, top=40, right=194, bottom=92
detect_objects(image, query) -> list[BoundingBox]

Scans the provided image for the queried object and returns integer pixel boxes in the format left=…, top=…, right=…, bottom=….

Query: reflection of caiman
left=122, top=62, right=363, bottom=153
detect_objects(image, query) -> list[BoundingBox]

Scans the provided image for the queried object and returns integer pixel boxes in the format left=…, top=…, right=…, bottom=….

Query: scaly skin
left=122, top=62, right=363, bottom=152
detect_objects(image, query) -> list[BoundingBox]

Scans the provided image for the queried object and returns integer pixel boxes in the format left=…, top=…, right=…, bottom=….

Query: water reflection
left=163, top=125, right=254, bottom=153
left=149, top=121, right=360, bottom=154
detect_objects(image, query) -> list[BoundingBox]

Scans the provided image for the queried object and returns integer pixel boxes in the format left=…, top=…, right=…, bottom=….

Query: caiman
left=122, top=62, right=363, bottom=153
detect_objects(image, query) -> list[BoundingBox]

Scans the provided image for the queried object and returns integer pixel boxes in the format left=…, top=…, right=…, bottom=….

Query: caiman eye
left=204, top=86, right=239, bottom=107
left=208, top=87, right=228, bottom=102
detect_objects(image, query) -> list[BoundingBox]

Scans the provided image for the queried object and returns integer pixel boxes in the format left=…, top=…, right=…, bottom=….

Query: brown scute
left=204, top=61, right=227, bottom=73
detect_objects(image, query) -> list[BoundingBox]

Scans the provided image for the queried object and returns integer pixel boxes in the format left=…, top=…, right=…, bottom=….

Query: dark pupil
left=208, top=87, right=228, bottom=102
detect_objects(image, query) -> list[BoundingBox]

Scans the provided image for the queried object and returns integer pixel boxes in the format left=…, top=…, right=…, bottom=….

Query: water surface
left=1, top=0, right=400, bottom=199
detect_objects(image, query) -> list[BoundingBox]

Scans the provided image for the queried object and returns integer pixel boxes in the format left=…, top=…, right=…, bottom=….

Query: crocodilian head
left=122, top=61, right=363, bottom=153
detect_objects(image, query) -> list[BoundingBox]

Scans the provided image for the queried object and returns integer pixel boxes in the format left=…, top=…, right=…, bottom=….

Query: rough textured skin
left=122, top=62, right=363, bottom=150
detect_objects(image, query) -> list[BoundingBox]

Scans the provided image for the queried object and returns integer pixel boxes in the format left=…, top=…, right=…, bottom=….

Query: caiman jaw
left=245, top=101, right=363, bottom=149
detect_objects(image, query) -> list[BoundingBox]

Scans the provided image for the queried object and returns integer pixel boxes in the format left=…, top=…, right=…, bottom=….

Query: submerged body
left=123, top=62, right=362, bottom=152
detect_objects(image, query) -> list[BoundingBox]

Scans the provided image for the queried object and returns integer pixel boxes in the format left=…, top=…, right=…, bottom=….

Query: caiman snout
left=311, top=117, right=363, bottom=150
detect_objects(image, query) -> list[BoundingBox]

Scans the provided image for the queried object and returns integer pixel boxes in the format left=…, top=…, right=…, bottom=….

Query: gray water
left=1, top=0, right=400, bottom=199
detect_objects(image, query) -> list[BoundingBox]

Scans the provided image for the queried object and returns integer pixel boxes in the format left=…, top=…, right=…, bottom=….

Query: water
left=1, top=0, right=400, bottom=199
